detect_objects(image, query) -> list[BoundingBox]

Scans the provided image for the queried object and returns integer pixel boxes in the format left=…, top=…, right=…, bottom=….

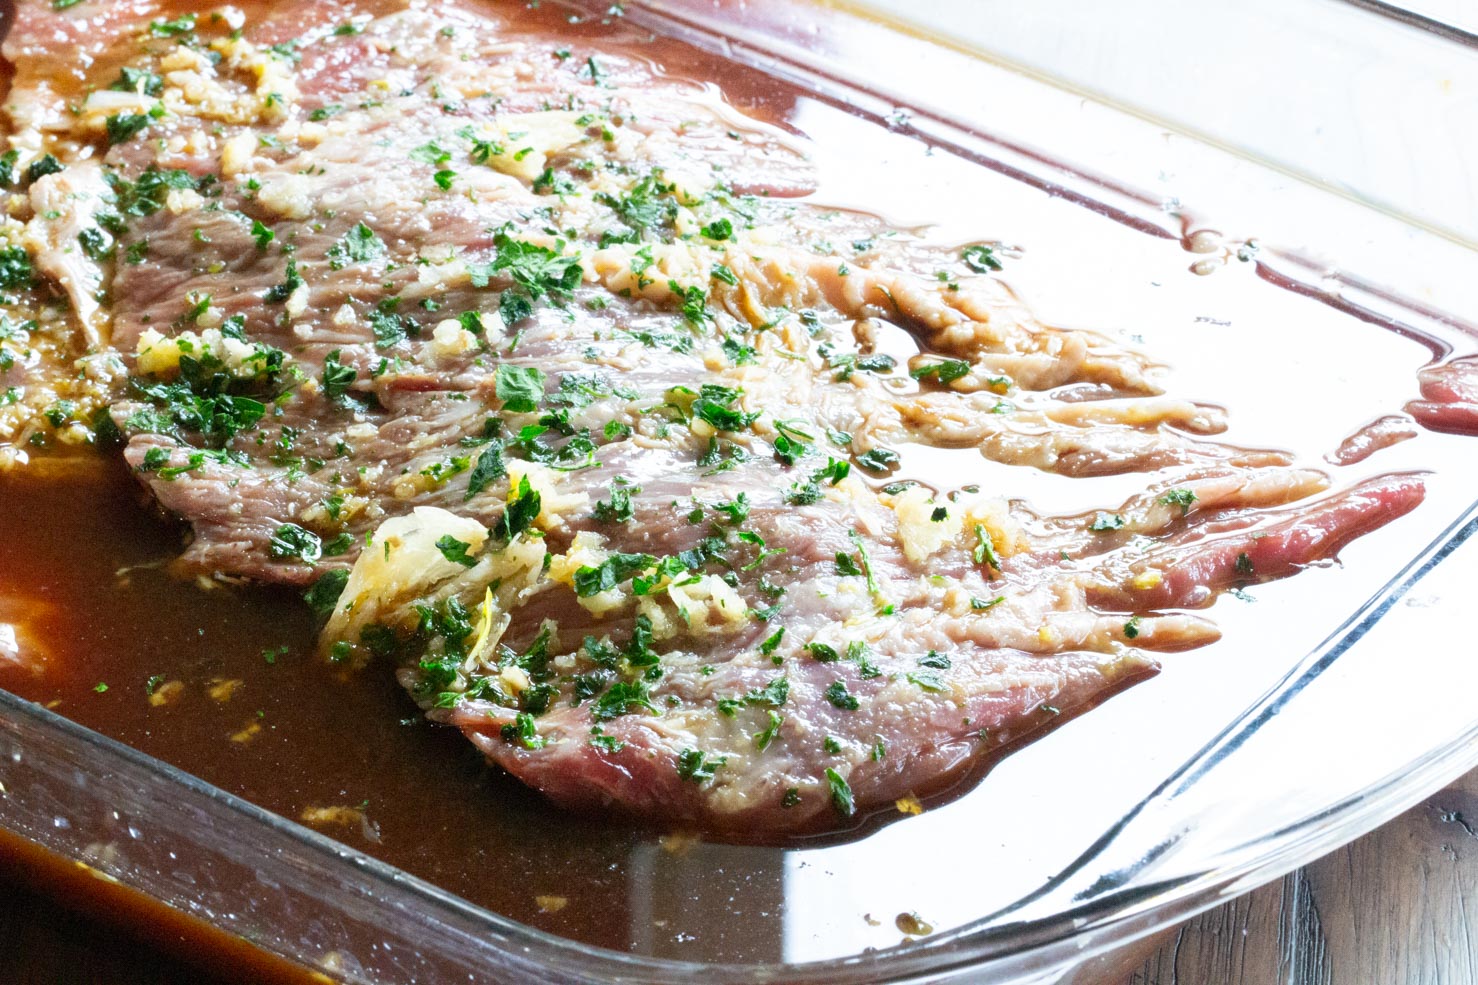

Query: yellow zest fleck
left=535, top=895, right=569, bottom=913
left=895, top=794, right=924, bottom=816
left=300, top=805, right=368, bottom=828
left=1131, top=568, right=1163, bottom=590
left=466, top=586, right=495, bottom=666
left=229, top=721, right=261, bottom=743
left=206, top=678, right=244, bottom=703
left=148, top=680, right=185, bottom=707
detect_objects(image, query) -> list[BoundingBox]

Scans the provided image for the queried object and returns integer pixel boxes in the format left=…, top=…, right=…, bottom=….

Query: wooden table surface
left=2, top=767, right=1477, bottom=984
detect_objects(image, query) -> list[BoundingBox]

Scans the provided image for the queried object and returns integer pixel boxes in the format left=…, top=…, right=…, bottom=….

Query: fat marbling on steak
left=0, top=0, right=1426, bottom=832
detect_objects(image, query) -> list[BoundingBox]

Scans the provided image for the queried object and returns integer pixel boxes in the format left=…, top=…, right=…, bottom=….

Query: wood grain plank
left=1121, top=767, right=1478, bottom=985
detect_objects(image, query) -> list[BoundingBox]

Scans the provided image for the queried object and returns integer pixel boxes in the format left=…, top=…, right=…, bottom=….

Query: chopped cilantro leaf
left=269, top=524, right=322, bottom=563
left=327, top=222, right=386, bottom=270
left=910, top=359, right=971, bottom=384
left=320, top=350, right=357, bottom=408
left=435, top=535, right=477, bottom=567
left=962, top=243, right=1004, bottom=272
left=496, top=364, right=546, bottom=413
left=105, top=113, right=151, bottom=146
left=1158, top=488, right=1197, bottom=514
left=676, top=747, right=722, bottom=783
left=492, top=474, right=541, bottom=540
left=700, top=217, right=733, bottom=240
left=574, top=552, right=655, bottom=597
left=856, top=447, right=899, bottom=473
left=304, top=569, right=349, bottom=617
left=465, top=444, right=507, bottom=500
left=824, top=680, right=859, bottom=711
left=592, top=679, right=656, bottom=720
left=825, top=768, right=855, bottom=817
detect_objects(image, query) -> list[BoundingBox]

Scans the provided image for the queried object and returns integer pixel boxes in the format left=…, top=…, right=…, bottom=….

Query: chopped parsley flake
left=327, top=222, right=387, bottom=270
left=269, top=524, right=322, bottom=563
left=435, top=535, right=478, bottom=567
left=1158, top=488, right=1197, bottom=513
left=824, top=768, right=855, bottom=817
left=676, top=747, right=723, bottom=784
left=824, top=680, right=859, bottom=711
left=495, top=364, right=546, bottom=413
left=961, top=243, right=1004, bottom=272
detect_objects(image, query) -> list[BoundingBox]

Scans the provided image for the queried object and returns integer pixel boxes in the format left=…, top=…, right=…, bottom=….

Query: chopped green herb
left=856, top=447, right=899, bottom=472
left=465, top=444, right=507, bottom=500
left=269, top=523, right=322, bottom=563
left=754, top=710, right=784, bottom=752
left=824, top=767, right=855, bottom=817
left=105, top=113, right=151, bottom=146
left=760, top=628, right=785, bottom=656
left=495, top=364, right=546, bottom=413
left=591, top=679, right=656, bottom=721
left=910, top=359, right=971, bottom=384
left=304, top=570, right=349, bottom=617
left=492, top=474, right=541, bottom=541
left=593, top=480, right=638, bottom=523
left=907, top=670, right=947, bottom=692
left=320, top=350, right=357, bottom=408
left=1158, top=488, right=1197, bottom=514
left=972, top=525, right=1000, bottom=570
left=676, top=747, right=722, bottom=783
left=327, top=222, right=386, bottom=270
left=805, top=642, right=839, bottom=662
left=435, top=535, right=478, bottom=567
left=824, top=680, right=859, bottom=711
left=264, top=259, right=303, bottom=304
left=149, top=13, right=196, bottom=37
left=0, top=247, right=33, bottom=291
left=501, top=712, right=546, bottom=750
left=574, top=552, right=655, bottom=597
left=250, top=220, right=274, bottom=250
left=961, top=243, right=1003, bottom=272
left=700, top=217, right=733, bottom=240
left=588, top=726, right=625, bottom=753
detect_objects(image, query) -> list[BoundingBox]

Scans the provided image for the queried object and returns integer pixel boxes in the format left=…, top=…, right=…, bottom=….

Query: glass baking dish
left=4, top=0, right=1478, bottom=981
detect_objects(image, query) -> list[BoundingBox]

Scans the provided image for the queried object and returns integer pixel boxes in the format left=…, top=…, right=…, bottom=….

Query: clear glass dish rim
left=3, top=0, right=1478, bottom=980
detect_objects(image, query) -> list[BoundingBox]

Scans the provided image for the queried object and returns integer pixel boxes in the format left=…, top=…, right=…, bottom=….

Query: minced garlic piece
left=889, top=485, right=960, bottom=563
left=257, top=173, right=313, bottom=220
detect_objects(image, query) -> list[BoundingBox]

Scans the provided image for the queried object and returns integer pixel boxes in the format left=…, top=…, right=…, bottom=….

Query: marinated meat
left=0, top=0, right=1428, bottom=832
left=1407, top=355, right=1478, bottom=435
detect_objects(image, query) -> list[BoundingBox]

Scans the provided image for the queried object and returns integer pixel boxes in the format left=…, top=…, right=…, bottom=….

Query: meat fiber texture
left=0, top=0, right=1427, bottom=833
